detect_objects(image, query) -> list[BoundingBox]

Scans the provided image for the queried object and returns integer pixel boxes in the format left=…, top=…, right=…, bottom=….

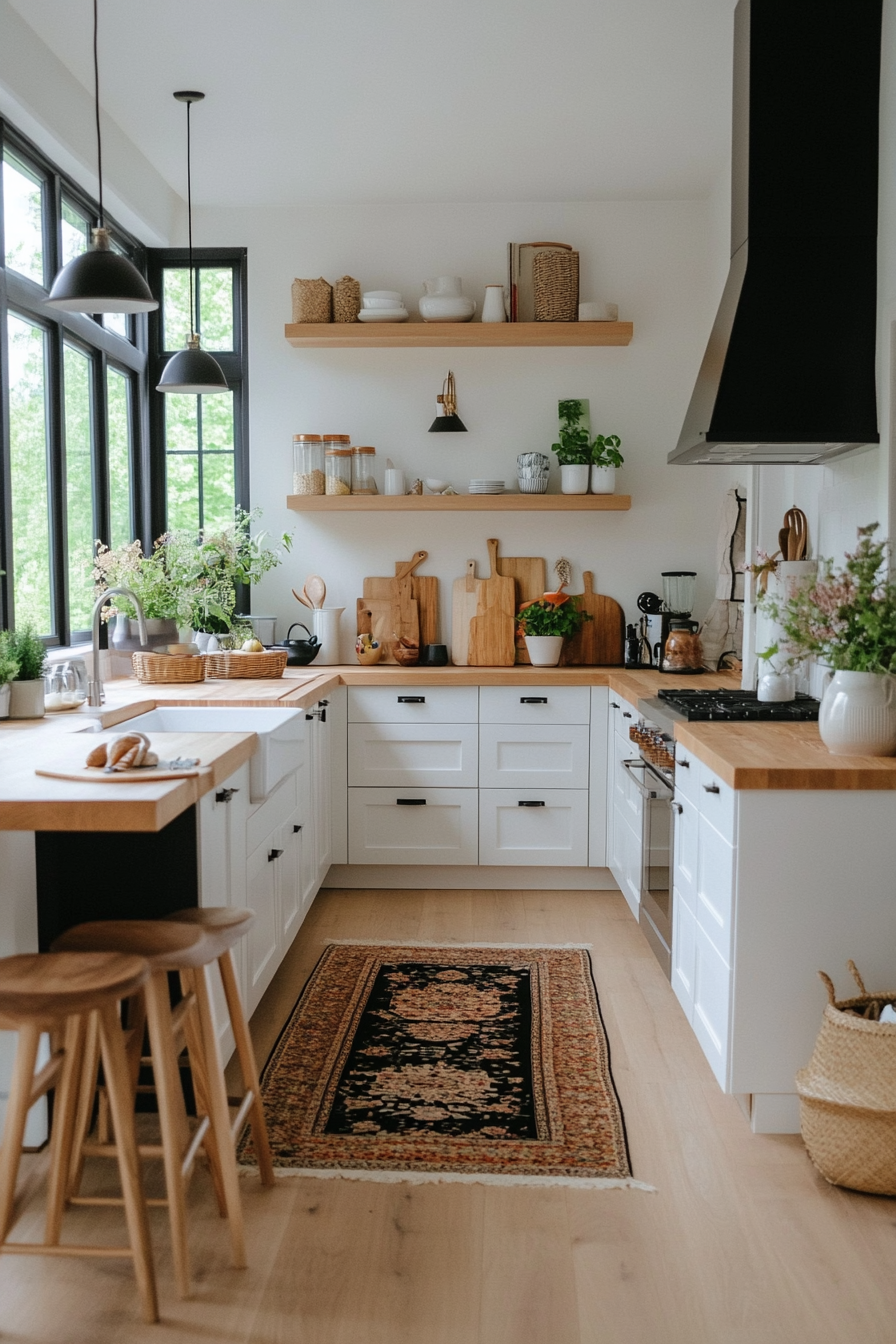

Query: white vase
left=590, top=464, right=616, bottom=494
left=481, top=285, right=506, bottom=323
left=8, top=679, right=45, bottom=719
left=560, top=464, right=590, bottom=495
left=0, top=683, right=9, bottom=719
left=524, top=635, right=564, bottom=667
left=757, top=669, right=796, bottom=702
left=818, top=670, right=896, bottom=756
left=311, top=607, right=345, bottom=665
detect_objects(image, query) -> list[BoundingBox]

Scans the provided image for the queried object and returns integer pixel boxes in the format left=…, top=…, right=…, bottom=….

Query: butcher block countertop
left=673, top=720, right=896, bottom=791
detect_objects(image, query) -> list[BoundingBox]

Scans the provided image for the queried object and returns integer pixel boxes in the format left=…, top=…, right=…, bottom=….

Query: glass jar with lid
left=292, top=434, right=324, bottom=495
left=325, top=447, right=352, bottom=495
left=351, top=445, right=377, bottom=494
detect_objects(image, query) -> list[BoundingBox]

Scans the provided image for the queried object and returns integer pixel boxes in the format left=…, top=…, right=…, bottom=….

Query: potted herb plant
left=551, top=399, right=592, bottom=494
left=590, top=433, right=623, bottom=494
left=6, top=625, right=48, bottom=719
left=516, top=595, right=588, bottom=667
left=0, top=631, right=20, bottom=720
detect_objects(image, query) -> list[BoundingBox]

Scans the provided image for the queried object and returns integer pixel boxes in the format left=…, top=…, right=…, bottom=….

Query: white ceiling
left=10, top=0, right=736, bottom=208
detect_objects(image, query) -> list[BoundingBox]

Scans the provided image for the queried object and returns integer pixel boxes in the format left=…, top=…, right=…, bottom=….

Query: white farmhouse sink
left=80, top=706, right=305, bottom=801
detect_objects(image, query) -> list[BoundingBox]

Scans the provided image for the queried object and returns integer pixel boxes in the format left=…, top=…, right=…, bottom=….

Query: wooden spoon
left=292, top=587, right=312, bottom=608
left=784, top=507, right=808, bottom=561
left=305, top=575, right=326, bottom=608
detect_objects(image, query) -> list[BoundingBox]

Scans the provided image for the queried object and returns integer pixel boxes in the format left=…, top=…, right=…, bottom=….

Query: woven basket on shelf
left=333, top=275, right=361, bottom=323
left=532, top=249, right=579, bottom=321
left=203, top=649, right=288, bottom=680
left=795, top=961, right=896, bottom=1196
left=291, top=277, right=332, bottom=323
left=132, top=653, right=205, bottom=685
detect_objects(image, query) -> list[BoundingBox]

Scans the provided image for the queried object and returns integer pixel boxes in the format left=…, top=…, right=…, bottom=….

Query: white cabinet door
left=276, top=807, right=304, bottom=946
left=695, top=817, right=736, bottom=963
left=692, top=922, right=732, bottom=1089
left=672, top=793, right=698, bottom=912
left=671, top=893, right=696, bottom=1020
left=589, top=687, right=609, bottom=866
left=348, top=788, right=479, bottom=864
left=348, top=722, right=479, bottom=788
left=614, top=806, right=641, bottom=919
left=479, top=723, right=589, bottom=790
left=245, top=840, right=280, bottom=1014
left=197, top=764, right=248, bottom=1060
left=0, top=833, right=46, bottom=1146
left=478, top=789, right=589, bottom=867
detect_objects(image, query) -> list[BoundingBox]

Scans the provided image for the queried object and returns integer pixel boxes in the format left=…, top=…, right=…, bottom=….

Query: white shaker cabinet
left=606, top=693, right=642, bottom=919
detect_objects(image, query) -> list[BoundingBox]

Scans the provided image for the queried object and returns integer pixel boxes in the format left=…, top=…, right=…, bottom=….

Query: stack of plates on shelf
left=469, top=479, right=505, bottom=494
left=517, top=451, right=550, bottom=494
left=358, top=290, right=409, bottom=323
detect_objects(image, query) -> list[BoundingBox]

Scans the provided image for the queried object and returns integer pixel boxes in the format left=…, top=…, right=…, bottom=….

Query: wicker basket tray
left=132, top=653, right=206, bottom=684
left=203, top=649, right=288, bottom=680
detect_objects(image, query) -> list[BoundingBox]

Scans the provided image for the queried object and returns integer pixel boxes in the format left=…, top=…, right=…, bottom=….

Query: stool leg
left=189, top=963, right=247, bottom=1269
left=66, top=1009, right=100, bottom=1200
left=96, top=1000, right=158, bottom=1325
left=0, top=1022, right=41, bottom=1243
left=44, top=1013, right=87, bottom=1244
left=217, top=947, right=275, bottom=1185
left=144, top=970, right=193, bottom=1299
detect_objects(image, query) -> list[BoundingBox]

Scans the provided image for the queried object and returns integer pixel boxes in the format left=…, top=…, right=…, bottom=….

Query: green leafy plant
left=757, top=524, right=896, bottom=673
left=93, top=539, right=179, bottom=621
left=591, top=433, right=624, bottom=468
left=162, top=509, right=292, bottom=634
left=516, top=597, right=589, bottom=639
left=6, top=625, right=48, bottom=681
left=0, top=631, right=20, bottom=686
left=551, top=399, right=592, bottom=465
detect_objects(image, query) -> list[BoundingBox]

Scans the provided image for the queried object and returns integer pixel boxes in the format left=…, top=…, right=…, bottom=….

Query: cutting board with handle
left=450, top=560, right=478, bottom=665
left=356, top=597, right=397, bottom=662
left=468, top=539, right=517, bottom=667
left=360, top=550, right=426, bottom=662
left=390, top=550, right=424, bottom=651
left=496, top=551, right=546, bottom=665
left=562, top=571, right=625, bottom=665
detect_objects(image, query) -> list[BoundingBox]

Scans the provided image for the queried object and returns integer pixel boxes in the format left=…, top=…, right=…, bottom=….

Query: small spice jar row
left=292, top=434, right=378, bottom=495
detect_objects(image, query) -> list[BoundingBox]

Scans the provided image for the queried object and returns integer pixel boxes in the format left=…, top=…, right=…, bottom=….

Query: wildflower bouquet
left=93, top=539, right=178, bottom=621
left=162, top=509, right=292, bottom=634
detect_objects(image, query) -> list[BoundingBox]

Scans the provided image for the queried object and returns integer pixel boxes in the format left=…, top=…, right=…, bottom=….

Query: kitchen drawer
left=696, top=760, right=737, bottom=843
left=671, top=895, right=696, bottom=1022
left=479, top=685, right=590, bottom=725
left=348, top=722, right=478, bottom=788
left=348, top=788, right=478, bottom=865
left=348, top=685, right=478, bottom=724
left=478, top=789, right=589, bottom=866
left=672, top=792, right=697, bottom=913
left=673, top=741, right=700, bottom=806
left=479, top=723, right=589, bottom=789
left=609, top=695, right=638, bottom=741
left=695, top=818, right=735, bottom=963
left=246, top=769, right=298, bottom=857
left=692, top=922, right=732, bottom=1089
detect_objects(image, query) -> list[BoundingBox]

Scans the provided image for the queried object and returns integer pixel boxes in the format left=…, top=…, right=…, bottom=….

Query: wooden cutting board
left=36, top=766, right=207, bottom=784
left=360, top=551, right=426, bottom=662
left=450, top=560, right=478, bottom=666
left=357, top=597, right=398, bottom=662
left=562, top=570, right=625, bottom=666
left=496, top=551, right=546, bottom=665
left=468, top=539, right=517, bottom=667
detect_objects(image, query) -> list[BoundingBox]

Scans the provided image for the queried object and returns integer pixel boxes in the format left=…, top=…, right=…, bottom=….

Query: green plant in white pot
left=516, top=595, right=588, bottom=667
left=551, top=399, right=592, bottom=494
left=0, top=631, right=20, bottom=720
left=6, top=625, right=48, bottom=719
left=590, top=433, right=623, bottom=494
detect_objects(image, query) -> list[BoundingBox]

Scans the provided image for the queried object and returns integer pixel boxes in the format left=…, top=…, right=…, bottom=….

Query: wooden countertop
left=673, top=720, right=896, bottom=791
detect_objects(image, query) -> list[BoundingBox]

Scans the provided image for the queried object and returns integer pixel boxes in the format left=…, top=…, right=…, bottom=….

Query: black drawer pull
left=520, top=696, right=548, bottom=704
left=320, top=699, right=329, bottom=707
left=268, top=848, right=283, bottom=862
left=396, top=798, right=426, bottom=805
left=623, top=711, right=632, bottom=719
left=215, top=787, right=238, bottom=803
left=518, top=800, right=546, bottom=807
left=293, top=824, right=302, bottom=833
left=678, top=758, right=690, bottom=768
left=671, top=801, right=683, bottom=815
left=398, top=696, right=425, bottom=703
left=610, top=701, right=620, bottom=709
left=703, top=783, right=720, bottom=794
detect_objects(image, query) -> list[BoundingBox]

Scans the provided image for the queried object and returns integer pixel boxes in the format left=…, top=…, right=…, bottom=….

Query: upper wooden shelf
left=286, top=493, right=631, bottom=513
left=284, top=320, right=633, bottom=349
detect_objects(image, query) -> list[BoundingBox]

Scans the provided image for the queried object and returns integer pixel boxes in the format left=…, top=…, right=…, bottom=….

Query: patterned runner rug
left=240, top=942, right=640, bottom=1187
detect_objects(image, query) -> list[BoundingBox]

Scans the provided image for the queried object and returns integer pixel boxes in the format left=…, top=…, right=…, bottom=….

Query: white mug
left=384, top=468, right=405, bottom=495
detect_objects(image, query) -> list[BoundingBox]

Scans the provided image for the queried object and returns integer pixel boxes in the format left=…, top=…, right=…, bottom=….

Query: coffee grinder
left=660, top=571, right=704, bottom=673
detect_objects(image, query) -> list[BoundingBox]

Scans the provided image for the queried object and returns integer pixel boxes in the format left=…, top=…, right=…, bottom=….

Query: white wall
left=197, top=199, right=739, bottom=659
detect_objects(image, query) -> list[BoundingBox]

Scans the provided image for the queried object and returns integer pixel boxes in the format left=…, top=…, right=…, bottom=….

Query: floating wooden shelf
left=286, top=493, right=631, bottom=513
left=284, top=320, right=633, bottom=349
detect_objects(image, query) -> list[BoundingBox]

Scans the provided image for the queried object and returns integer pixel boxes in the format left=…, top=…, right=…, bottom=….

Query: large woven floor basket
left=795, top=962, right=896, bottom=1196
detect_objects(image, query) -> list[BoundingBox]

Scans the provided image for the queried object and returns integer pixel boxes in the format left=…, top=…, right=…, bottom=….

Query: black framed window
left=0, top=120, right=149, bottom=645
left=147, top=248, right=249, bottom=540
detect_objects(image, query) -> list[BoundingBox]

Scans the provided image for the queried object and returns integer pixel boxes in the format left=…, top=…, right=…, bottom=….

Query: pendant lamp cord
left=186, top=98, right=196, bottom=340
left=92, top=0, right=104, bottom=227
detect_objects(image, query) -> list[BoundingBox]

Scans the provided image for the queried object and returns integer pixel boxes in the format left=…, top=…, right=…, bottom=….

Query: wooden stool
left=52, top=921, right=247, bottom=1298
left=0, top=951, right=157, bottom=1323
left=164, top=907, right=274, bottom=1185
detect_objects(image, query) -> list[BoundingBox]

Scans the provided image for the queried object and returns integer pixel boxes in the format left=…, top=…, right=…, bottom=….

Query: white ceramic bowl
left=424, top=478, right=449, bottom=492
left=362, top=296, right=405, bottom=309
left=418, top=295, right=476, bottom=322
left=363, top=290, right=402, bottom=303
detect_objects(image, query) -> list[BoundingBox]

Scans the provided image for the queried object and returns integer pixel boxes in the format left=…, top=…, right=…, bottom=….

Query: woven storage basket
left=291, top=277, right=332, bottom=323
left=333, top=275, right=361, bottom=323
left=795, top=962, right=896, bottom=1196
left=203, top=649, right=288, bottom=680
left=132, top=653, right=205, bottom=685
left=533, top=249, right=579, bottom=321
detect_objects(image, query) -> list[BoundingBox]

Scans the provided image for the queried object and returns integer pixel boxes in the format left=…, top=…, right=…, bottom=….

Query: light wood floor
left=3, top=887, right=896, bottom=1343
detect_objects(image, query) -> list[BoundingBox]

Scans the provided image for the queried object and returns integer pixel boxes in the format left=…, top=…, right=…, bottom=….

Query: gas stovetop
left=654, top=688, right=820, bottom=722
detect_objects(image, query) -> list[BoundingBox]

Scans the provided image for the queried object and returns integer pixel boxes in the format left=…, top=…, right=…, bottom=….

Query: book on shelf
left=507, top=241, right=574, bottom=322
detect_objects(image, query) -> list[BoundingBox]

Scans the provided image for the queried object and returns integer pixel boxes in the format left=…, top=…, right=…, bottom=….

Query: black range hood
left=670, top=0, right=882, bottom=466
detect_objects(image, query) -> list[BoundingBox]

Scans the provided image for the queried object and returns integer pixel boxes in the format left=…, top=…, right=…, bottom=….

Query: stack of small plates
left=358, top=290, right=409, bottom=323
left=469, top=479, right=505, bottom=494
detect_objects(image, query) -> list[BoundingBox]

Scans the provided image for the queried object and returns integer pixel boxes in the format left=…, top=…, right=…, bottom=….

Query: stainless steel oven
left=621, top=755, right=674, bottom=977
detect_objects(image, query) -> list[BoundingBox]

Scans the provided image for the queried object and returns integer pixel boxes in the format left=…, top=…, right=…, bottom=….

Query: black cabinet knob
left=268, top=848, right=284, bottom=862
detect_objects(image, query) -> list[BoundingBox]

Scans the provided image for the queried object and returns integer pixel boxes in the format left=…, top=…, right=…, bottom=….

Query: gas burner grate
left=656, top=688, right=820, bottom=722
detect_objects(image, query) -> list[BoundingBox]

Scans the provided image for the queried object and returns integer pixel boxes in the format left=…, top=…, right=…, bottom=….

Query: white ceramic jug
left=818, top=670, right=896, bottom=755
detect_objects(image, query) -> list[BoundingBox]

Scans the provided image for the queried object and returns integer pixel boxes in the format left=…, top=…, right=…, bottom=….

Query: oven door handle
left=621, top=758, right=672, bottom=801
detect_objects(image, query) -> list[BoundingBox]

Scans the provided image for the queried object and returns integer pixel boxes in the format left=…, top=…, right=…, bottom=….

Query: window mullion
left=46, top=321, right=67, bottom=645
left=93, top=350, right=110, bottom=554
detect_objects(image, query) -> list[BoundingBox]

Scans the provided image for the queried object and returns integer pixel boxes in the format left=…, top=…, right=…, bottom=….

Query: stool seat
left=53, top=920, right=218, bottom=970
left=0, top=952, right=149, bottom=1022
left=164, top=906, right=254, bottom=954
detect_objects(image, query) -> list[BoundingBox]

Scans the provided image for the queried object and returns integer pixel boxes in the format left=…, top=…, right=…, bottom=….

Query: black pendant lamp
left=157, top=91, right=228, bottom=394
left=46, top=0, right=157, bottom=314
left=428, top=369, right=467, bottom=432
